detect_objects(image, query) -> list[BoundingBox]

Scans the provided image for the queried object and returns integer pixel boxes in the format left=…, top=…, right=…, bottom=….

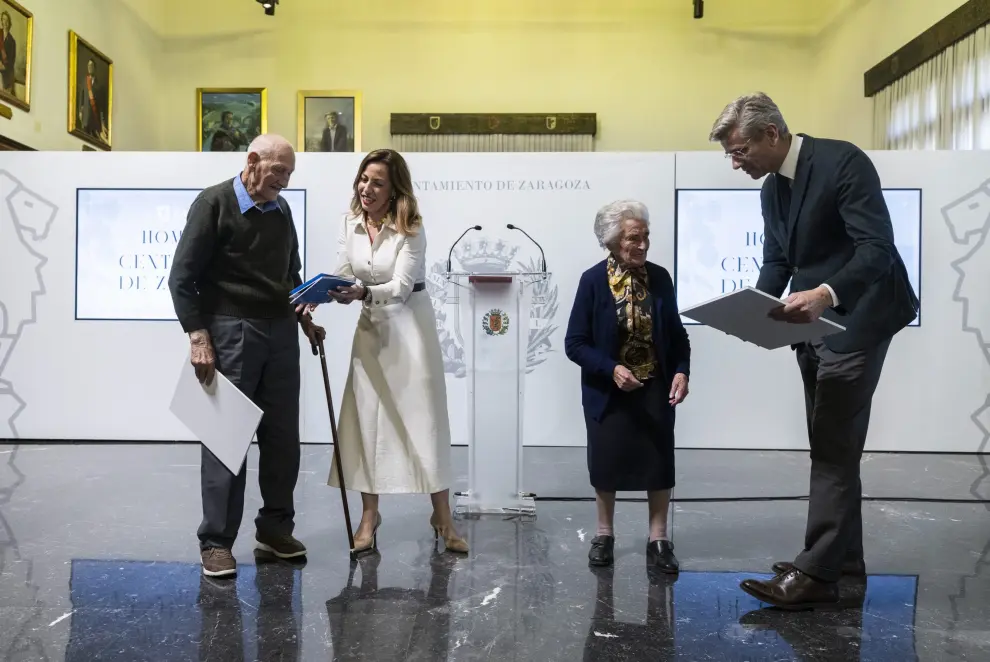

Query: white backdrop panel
left=2, top=150, right=989, bottom=452
left=0, top=151, right=676, bottom=448
left=674, top=149, right=990, bottom=452
left=302, top=152, right=676, bottom=448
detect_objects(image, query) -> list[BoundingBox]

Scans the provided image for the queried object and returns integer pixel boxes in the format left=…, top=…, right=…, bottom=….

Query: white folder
left=169, top=358, right=263, bottom=474
left=679, top=287, right=846, bottom=350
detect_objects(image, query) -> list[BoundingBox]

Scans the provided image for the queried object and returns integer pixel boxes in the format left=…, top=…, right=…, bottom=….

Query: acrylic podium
left=444, top=268, right=549, bottom=519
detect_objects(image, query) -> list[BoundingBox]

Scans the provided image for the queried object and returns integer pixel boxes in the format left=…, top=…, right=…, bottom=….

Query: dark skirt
left=585, top=377, right=675, bottom=492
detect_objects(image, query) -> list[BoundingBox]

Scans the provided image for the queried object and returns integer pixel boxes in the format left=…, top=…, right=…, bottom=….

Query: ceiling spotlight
left=256, top=0, right=278, bottom=16
left=693, top=0, right=703, bottom=19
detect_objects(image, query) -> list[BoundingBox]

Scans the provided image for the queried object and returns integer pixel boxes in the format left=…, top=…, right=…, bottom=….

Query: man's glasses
left=724, top=138, right=752, bottom=159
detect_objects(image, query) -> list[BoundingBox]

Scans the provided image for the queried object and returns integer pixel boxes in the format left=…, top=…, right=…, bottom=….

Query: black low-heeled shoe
left=588, top=535, right=615, bottom=566
left=646, top=539, right=679, bottom=574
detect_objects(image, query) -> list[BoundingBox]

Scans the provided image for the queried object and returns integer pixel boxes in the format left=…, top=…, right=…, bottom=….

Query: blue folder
left=290, top=273, right=356, bottom=304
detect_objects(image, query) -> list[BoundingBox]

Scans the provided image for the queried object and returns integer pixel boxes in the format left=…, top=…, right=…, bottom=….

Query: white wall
left=1, top=149, right=988, bottom=454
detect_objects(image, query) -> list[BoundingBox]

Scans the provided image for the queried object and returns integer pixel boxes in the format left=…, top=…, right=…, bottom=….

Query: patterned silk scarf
left=607, top=254, right=656, bottom=381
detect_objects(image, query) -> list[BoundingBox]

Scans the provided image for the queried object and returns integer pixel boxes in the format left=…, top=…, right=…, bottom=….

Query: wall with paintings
left=0, top=0, right=161, bottom=151
left=0, top=0, right=969, bottom=153
left=150, top=0, right=817, bottom=153
left=148, top=0, right=969, bottom=153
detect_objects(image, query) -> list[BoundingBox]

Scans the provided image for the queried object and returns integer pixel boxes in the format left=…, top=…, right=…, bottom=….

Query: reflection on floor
left=1, top=443, right=989, bottom=661
left=65, top=556, right=304, bottom=661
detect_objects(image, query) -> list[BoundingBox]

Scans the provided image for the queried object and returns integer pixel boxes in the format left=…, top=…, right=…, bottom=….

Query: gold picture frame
left=197, top=87, right=267, bottom=152
left=0, top=0, right=32, bottom=112
left=297, top=89, right=362, bottom=153
left=67, top=30, right=112, bottom=150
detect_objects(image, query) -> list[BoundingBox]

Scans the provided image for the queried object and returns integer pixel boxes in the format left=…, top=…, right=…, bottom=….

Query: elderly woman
left=564, top=200, right=690, bottom=572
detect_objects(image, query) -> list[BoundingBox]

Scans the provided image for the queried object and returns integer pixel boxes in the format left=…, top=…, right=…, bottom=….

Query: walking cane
left=311, top=338, right=355, bottom=554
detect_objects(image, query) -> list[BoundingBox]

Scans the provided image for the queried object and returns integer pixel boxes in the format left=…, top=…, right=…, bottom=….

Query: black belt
left=412, top=282, right=425, bottom=292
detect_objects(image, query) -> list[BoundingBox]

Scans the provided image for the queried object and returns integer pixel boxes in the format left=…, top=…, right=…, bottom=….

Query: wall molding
left=390, top=113, right=596, bottom=136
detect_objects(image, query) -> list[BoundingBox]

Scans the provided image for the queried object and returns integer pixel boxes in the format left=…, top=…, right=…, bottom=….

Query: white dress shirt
left=776, top=134, right=839, bottom=308
left=334, top=214, right=427, bottom=308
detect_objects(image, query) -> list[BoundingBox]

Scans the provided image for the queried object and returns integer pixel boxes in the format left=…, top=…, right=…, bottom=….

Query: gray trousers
left=792, top=336, right=891, bottom=582
left=198, top=314, right=301, bottom=550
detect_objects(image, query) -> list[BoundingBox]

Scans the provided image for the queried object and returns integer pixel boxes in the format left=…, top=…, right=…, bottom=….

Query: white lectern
left=444, top=269, right=549, bottom=518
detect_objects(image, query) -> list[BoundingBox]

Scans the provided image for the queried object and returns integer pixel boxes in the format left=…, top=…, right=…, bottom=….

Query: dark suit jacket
left=564, top=259, right=690, bottom=422
left=1, top=33, right=15, bottom=91
left=756, top=134, right=919, bottom=353
left=322, top=125, right=349, bottom=152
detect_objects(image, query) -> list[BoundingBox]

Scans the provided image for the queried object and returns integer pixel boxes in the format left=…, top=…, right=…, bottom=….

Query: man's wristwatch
left=363, top=285, right=372, bottom=302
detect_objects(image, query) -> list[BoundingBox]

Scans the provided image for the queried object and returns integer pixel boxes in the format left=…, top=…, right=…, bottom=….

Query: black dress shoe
left=771, top=559, right=866, bottom=577
left=740, top=569, right=839, bottom=610
left=588, top=535, right=614, bottom=566
left=646, top=539, right=679, bottom=574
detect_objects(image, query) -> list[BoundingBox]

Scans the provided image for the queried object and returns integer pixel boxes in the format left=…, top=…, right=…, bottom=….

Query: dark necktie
left=777, top=174, right=792, bottom=219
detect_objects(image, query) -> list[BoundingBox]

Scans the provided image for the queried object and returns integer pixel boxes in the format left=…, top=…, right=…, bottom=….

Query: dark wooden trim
left=865, top=0, right=990, bottom=97
left=0, top=133, right=35, bottom=151
left=390, top=113, right=596, bottom=136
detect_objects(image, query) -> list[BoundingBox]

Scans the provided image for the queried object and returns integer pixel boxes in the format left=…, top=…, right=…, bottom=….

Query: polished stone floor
left=1, top=443, right=988, bottom=661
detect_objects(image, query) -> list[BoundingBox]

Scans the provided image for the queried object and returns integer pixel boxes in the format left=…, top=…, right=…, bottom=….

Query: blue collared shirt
left=232, top=174, right=280, bottom=214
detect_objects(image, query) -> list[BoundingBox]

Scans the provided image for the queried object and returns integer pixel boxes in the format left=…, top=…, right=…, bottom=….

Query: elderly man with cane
left=168, top=133, right=326, bottom=578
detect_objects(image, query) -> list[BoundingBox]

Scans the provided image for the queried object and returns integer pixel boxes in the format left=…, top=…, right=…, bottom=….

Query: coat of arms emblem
left=482, top=308, right=509, bottom=336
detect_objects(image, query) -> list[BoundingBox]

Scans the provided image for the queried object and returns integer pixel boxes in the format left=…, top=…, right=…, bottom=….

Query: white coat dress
left=328, top=213, right=452, bottom=494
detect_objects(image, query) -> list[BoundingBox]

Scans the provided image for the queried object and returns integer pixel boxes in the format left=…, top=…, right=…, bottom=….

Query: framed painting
left=0, top=0, right=32, bottom=111
left=67, top=30, right=112, bottom=150
left=0, top=132, right=32, bottom=150
left=297, top=90, right=361, bottom=153
left=197, top=87, right=267, bottom=152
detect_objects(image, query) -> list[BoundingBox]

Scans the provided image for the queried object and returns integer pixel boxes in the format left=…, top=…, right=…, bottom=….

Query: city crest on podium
left=482, top=309, right=509, bottom=336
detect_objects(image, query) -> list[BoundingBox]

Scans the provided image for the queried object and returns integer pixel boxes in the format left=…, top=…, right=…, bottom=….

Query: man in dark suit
left=320, top=112, right=349, bottom=152
left=709, top=93, right=919, bottom=609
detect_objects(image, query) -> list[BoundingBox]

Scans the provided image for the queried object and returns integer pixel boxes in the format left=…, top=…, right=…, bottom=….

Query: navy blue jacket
left=564, top=259, right=691, bottom=422
left=756, top=134, right=918, bottom=352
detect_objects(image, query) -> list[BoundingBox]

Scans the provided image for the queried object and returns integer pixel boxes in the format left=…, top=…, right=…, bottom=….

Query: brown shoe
left=771, top=559, right=866, bottom=577
left=739, top=569, right=839, bottom=610
left=256, top=532, right=307, bottom=559
left=201, top=547, right=237, bottom=578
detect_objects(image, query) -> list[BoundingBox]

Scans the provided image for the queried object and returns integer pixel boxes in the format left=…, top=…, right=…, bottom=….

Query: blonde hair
left=349, top=149, right=422, bottom=235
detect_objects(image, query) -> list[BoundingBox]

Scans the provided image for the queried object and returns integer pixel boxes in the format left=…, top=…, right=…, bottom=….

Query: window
left=876, top=25, right=990, bottom=150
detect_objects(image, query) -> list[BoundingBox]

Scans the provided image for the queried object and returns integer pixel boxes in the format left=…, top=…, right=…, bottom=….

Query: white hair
left=594, top=200, right=649, bottom=249
left=246, top=133, right=292, bottom=160
left=709, top=92, right=789, bottom=142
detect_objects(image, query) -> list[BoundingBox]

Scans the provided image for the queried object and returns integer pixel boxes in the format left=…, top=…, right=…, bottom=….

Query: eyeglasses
left=724, top=138, right=752, bottom=159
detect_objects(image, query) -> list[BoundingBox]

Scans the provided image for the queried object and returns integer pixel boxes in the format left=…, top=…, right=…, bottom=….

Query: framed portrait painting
left=0, top=0, right=32, bottom=111
left=197, top=88, right=267, bottom=152
left=297, top=90, right=361, bottom=153
left=67, top=31, right=112, bottom=150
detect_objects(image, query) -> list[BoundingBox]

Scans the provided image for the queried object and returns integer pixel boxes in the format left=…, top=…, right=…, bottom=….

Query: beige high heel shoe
left=351, top=513, right=382, bottom=556
left=430, top=513, right=469, bottom=553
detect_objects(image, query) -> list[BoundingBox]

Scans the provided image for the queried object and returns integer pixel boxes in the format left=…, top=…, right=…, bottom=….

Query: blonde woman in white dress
left=323, top=149, right=467, bottom=555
